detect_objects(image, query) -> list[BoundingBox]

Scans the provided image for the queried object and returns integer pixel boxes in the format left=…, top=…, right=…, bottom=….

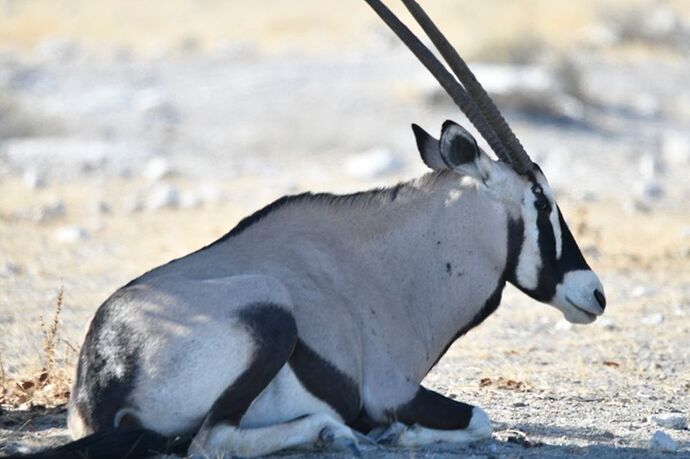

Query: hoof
left=316, top=425, right=361, bottom=456
left=368, top=422, right=407, bottom=445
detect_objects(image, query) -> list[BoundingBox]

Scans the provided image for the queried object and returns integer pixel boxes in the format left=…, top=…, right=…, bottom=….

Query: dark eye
left=535, top=200, right=550, bottom=211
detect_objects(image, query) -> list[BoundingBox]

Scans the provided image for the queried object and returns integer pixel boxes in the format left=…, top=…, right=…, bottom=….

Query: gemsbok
left=18, top=0, right=606, bottom=458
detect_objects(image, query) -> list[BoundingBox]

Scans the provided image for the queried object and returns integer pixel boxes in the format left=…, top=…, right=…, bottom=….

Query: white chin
left=563, top=308, right=597, bottom=324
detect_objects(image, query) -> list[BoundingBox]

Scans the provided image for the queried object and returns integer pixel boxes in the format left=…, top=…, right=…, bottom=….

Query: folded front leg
left=374, top=386, right=492, bottom=446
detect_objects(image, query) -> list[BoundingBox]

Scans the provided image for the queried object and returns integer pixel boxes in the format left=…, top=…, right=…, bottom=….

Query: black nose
left=594, top=289, right=606, bottom=310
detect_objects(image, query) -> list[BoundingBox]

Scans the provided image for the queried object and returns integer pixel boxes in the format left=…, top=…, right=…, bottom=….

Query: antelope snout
left=552, top=270, right=606, bottom=324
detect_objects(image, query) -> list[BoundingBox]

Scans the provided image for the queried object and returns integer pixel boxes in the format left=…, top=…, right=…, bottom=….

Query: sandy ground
left=1, top=1, right=690, bottom=457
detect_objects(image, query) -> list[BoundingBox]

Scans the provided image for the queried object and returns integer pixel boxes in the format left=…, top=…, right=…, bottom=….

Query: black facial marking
left=555, top=206, right=591, bottom=273
left=394, top=386, right=474, bottom=430
left=289, top=339, right=361, bottom=423
left=505, top=217, right=525, bottom=281
left=71, top=288, right=142, bottom=432
left=445, top=262, right=452, bottom=275
left=207, top=303, right=297, bottom=427
left=429, top=280, right=504, bottom=370
left=509, top=172, right=593, bottom=302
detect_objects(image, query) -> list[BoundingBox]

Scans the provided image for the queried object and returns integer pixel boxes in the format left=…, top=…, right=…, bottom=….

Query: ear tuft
left=412, top=123, right=447, bottom=171
left=439, top=120, right=479, bottom=168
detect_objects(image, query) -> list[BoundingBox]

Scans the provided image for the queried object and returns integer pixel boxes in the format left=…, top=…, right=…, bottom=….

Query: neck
left=351, top=172, right=513, bottom=379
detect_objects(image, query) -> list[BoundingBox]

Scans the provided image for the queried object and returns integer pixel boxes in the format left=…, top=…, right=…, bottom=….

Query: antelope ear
left=412, top=123, right=447, bottom=171
left=439, top=120, right=479, bottom=166
left=439, top=120, right=492, bottom=182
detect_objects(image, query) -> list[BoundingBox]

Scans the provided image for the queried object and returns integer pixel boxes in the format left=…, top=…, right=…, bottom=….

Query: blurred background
left=1, top=1, right=690, bottom=454
left=0, top=0, right=689, bottom=399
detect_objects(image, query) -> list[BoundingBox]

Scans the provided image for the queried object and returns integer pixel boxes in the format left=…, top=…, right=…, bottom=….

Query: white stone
left=179, top=191, right=203, bottom=209
left=146, top=184, right=180, bottom=210
left=22, top=170, right=45, bottom=190
left=596, top=318, right=616, bottom=331
left=143, top=156, right=173, bottom=182
left=650, top=431, right=678, bottom=452
left=344, top=148, right=402, bottom=179
left=198, top=184, right=224, bottom=204
left=584, top=24, right=620, bottom=47
left=662, top=131, right=690, bottom=166
left=635, top=180, right=664, bottom=202
left=640, top=313, right=664, bottom=326
left=554, top=319, right=573, bottom=331
left=631, top=285, right=658, bottom=298
left=638, top=153, right=665, bottom=179
left=54, top=226, right=89, bottom=243
left=651, top=413, right=688, bottom=430
left=631, top=93, right=660, bottom=117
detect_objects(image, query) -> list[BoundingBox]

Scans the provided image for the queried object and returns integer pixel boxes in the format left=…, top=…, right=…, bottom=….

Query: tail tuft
left=3, top=428, right=192, bottom=459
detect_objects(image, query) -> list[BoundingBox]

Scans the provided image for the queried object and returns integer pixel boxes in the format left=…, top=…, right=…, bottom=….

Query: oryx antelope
left=24, top=1, right=606, bottom=458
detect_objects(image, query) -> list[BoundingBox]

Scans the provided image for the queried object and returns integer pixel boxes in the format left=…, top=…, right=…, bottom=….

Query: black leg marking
left=395, top=386, right=473, bottom=430
left=71, top=288, right=143, bottom=432
left=206, top=303, right=297, bottom=427
left=289, top=339, right=361, bottom=424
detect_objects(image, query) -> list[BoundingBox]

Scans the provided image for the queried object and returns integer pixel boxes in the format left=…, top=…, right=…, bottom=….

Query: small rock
left=651, top=413, right=687, bottom=430
left=22, top=169, right=46, bottom=189
left=146, top=184, right=180, bottom=210
left=635, top=180, right=664, bottom=202
left=638, top=153, right=665, bottom=179
left=179, top=191, right=202, bottom=209
left=554, top=319, right=573, bottom=331
left=122, top=195, right=144, bottom=214
left=344, top=148, right=402, bottom=179
left=641, top=313, right=664, bottom=326
left=631, top=93, right=660, bottom=117
left=54, top=226, right=89, bottom=243
left=662, top=131, right=690, bottom=166
left=143, top=156, right=174, bottom=182
left=198, top=184, right=224, bottom=204
left=597, top=318, right=617, bottom=331
left=1, top=262, right=22, bottom=277
left=36, top=199, right=66, bottom=222
left=650, top=431, right=678, bottom=452
left=36, top=37, right=80, bottom=62
left=631, top=285, right=658, bottom=298
left=135, top=89, right=180, bottom=129
left=92, top=201, right=111, bottom=215
left=15, top=199, right=66, bottom=223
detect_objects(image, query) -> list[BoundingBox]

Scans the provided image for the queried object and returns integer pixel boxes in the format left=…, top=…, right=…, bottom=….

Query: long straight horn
left=400, top=0, right=534, bottom=174
left=363, top=0, right=514, bottom=166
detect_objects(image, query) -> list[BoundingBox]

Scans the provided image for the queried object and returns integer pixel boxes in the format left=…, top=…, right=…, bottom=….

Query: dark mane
left=125, top=171, right=449, bottom=287
left=201, top=181, right=411, bottom=251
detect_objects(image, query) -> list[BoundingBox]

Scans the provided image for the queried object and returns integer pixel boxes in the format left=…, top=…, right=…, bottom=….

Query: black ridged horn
left=399, top=0, right=533, bottom=174
left=363, top=0, right=515, bottom=167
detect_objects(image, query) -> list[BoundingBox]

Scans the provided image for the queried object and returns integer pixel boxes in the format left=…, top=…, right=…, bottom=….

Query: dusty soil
left=1, top=1, right=690, bottom=457
left=1, top=176, right=689, bottom=458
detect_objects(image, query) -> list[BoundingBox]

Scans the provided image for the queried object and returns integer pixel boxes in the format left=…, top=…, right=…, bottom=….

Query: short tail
left=3, top=428, right=192, bottom=459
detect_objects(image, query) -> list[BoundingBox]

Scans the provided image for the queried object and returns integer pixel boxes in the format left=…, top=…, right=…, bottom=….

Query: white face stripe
left=514, top=175, right=563, bottom=290
left=551, top=208, right=562, bottom=260
left=515, top=187, right=541, bottom=290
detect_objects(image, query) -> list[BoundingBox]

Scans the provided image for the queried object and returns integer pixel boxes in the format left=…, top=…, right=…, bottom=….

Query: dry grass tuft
left=0, top=286, right=74, bottom=409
